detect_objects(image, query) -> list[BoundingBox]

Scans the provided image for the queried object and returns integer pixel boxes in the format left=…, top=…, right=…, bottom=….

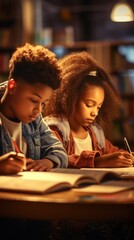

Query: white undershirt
left=74, top=132, right=93, bottom=155
left=0, top=112, right=27, bottom=154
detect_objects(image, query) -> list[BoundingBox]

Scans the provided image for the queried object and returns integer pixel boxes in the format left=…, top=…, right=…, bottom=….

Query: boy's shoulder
left=23, top=115, right=47, bottom=131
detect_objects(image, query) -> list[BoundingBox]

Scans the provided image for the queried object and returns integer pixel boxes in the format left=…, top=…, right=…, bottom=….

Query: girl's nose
left=91, top=108, right=98, bottom=116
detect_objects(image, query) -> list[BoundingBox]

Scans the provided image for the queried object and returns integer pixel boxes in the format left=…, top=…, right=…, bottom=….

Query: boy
left=0, top=43, right=68, bottom=174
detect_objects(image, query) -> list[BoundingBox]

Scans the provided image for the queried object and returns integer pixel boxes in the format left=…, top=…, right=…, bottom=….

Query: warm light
left=110, top=2, right=134, bottom=22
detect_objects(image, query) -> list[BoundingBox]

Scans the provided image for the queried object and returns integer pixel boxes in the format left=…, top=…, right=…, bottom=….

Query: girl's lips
left=86, top=119, right=94, bottom=123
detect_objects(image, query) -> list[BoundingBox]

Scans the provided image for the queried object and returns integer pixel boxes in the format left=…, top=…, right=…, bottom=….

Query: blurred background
left=0, top=0, right=134, bottom=149
left=40, top=0, right=134, bottom=42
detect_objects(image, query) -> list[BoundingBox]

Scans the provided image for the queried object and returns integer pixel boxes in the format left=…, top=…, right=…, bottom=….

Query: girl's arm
left=68, top=150, right=100, bottom=168
left=51, top=125, right=101, bottom=168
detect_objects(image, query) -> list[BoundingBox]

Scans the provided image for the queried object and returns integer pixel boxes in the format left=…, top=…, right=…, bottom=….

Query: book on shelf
left=0, top=168, right=134, bottom=195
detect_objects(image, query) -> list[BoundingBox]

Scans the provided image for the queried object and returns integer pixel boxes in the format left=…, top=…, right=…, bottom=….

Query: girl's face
left=71, top=84, right=105, bottom=127
left=6, top=80, right=53, bottom=123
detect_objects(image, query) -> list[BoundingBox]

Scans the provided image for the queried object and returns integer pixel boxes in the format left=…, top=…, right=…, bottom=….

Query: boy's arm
left=39, top=119, right=68, bottom=168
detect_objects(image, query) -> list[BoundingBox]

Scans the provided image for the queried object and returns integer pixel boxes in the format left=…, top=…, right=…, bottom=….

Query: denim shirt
left=0, top=115, right=68, bottom=168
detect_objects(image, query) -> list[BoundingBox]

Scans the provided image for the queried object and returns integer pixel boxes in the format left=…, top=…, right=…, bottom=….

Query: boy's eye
left=42, top=100, right=49, bottom=107
left=41, top=102, right=46, bottom=107
left=31, top=99, right=38, bottom=103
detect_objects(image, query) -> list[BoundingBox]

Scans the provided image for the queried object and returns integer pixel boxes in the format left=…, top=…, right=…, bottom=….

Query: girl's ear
left=8, top=79, right=16, bottom=93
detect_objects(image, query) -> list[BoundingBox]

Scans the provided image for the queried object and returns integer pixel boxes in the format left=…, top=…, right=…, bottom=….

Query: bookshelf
left=0, top=0, right=34, bottom=83
left=0, top=0, right=19, bottom=82
left=47, top=40, right=134, bottom=149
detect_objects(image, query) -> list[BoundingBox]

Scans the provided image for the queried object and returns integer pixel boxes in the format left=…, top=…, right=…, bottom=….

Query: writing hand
left=95, top=152, right=133, bottom=168
left=0, top=151, right=26, bottom=175
left=26, top=158, right=54, bottom=171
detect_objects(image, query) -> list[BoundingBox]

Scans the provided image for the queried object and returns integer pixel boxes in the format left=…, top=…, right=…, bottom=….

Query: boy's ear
left=8, top=79, right=16, bottom=93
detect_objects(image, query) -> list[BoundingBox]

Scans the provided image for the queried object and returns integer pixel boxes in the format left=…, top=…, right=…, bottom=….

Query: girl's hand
left=94, top=152, right=133, bottom=168
left=0, top=151, right=26, bottom=175
left=132, top=152, right=134, bottom=165
left=26, top=158, right=54, bottom=171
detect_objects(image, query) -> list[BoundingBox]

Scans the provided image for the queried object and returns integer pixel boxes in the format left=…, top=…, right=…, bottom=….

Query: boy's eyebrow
left=32, top=94, right=49, bottom=103
left=32, top=93, right=42, bottom=99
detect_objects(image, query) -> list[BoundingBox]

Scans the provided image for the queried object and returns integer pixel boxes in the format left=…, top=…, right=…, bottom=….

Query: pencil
left=123, top=137, right=132, bottom=154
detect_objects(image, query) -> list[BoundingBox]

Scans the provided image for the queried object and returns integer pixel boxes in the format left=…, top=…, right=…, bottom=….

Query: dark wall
left=43, top=0, right=134, bottom=41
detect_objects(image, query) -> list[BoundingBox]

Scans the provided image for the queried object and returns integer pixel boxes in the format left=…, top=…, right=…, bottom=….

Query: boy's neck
left=0, top=101, right=20, bottom=123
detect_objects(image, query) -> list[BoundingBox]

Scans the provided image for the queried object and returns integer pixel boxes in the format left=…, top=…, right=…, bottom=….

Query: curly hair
left=8, top=43, right=61, bottom=89
left=45, top=51, right=121, bottom=123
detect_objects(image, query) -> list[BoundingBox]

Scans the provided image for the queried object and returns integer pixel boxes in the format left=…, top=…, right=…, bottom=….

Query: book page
left=73, top=180, right=134, bottom=194
left=51, top=168, right=120, bottom=183
left=0, top=176, right=71, bottom=194
left=0, top=171, right=96, bottom=194
left=0, top=170, right=122, bottom=195
left=81, top=167, right=134, bottom=179
left=18, top=170, right=98, bottom=186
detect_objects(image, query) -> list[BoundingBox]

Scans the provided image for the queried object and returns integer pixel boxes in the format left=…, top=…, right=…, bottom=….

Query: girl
left=45, top=51, right=134, bottom=168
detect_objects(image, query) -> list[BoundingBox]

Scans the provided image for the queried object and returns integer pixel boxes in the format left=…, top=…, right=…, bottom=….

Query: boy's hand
left=26, top=158, right=54, bottom=171
left=95, top=152, right=133, bottom=168
left=0, top=151, right=26, bottom=175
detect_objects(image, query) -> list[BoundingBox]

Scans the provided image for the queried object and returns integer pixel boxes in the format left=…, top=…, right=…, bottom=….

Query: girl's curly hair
left=45, top=51, right=122, bottom=123
left=8, top=43, right=61, bottom=89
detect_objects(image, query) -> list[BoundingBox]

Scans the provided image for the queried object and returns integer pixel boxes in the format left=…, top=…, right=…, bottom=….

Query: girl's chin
left=83, top=122, right=91, bottom=127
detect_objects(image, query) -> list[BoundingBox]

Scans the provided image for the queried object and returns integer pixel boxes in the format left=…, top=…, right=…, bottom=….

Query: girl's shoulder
left=44, top=116, right=71, bottom=143
left=87, top=123, right=106, bottom=149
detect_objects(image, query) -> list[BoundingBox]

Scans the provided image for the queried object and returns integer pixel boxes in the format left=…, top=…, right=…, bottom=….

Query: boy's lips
left=29, top=115, right=38, bottom=120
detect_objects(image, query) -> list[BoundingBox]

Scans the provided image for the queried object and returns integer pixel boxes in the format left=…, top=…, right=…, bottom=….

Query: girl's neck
left=69, top=120, right=87, bottom=139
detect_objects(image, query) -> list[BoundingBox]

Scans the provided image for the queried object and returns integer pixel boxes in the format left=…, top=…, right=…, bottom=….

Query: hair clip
left=88, top=71, right=97, bottom=76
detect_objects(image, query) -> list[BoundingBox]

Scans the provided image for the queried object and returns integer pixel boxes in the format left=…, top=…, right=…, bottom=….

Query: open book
left=0, top=168, right=130, bottom=195
left=81, top=167, right=134, bottom=179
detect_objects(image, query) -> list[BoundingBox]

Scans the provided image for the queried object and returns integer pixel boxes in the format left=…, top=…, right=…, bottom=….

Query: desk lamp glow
left=110, top=1, right=134, bottom=22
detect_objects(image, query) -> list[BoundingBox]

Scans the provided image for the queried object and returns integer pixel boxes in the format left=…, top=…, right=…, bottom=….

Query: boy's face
left=7, top=79, right=53, bottom=123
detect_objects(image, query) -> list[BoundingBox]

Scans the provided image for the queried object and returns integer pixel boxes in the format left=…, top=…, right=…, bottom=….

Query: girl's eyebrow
left=86, top=99, right=103, bottom=105
left=86, top=99, right=96, bottom=103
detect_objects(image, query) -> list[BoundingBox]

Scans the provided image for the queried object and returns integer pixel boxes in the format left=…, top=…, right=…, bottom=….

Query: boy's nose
left=34, top=104, right=42, bottom=114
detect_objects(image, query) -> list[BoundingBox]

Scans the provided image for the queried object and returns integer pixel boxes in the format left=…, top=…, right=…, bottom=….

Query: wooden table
left=0, top=188, right=134, bottom=221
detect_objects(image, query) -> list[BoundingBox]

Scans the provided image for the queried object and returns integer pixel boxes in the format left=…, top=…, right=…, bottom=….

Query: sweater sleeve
left=68, top=150, right=100, bottom=168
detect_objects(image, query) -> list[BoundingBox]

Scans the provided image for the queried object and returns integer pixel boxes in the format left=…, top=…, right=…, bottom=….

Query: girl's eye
left=97, top=107, right=102, bottom=112
left=86, top=104, right=93, bottom=108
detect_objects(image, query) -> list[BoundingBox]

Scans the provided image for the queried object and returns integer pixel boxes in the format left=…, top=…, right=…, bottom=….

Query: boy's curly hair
left=8, top=43, right=61, bottom=89
left=46, top=51, right=122, bottom=123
